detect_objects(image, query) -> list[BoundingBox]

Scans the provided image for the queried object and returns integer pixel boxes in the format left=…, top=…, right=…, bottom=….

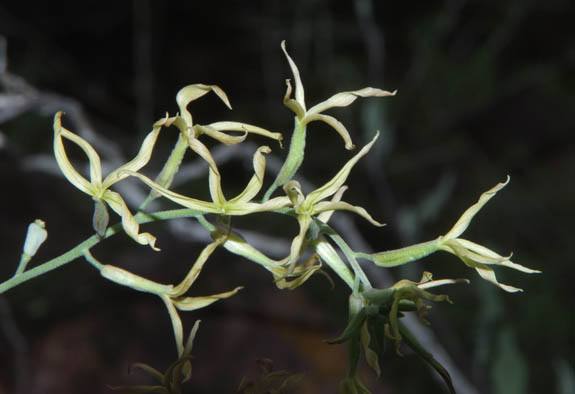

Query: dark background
left=0, top=1, right=573, bottom=393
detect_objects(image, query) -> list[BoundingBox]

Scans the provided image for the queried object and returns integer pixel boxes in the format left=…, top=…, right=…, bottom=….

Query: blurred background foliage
left=0, top=1, right=573, bottom=393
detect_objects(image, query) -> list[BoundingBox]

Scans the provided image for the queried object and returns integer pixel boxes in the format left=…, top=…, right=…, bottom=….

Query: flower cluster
left=38, top=41, right=540, bottom=393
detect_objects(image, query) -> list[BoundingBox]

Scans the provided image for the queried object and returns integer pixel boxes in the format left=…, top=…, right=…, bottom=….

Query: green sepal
left=324, top=307, right=368, bottom=344
left=398, top=322, right=456, bottom=394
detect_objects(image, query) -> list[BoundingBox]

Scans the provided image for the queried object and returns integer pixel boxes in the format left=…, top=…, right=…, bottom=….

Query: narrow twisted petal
left=207, top=121, right=283, bottom=144
left=318, top=186, right=347, bottom=223
left=302, top=113, right=355, bottom=150
left=306, top=87, right=396, bottom=119
left=281, top=41, right=305, bottom=111
left=103, top=120, right=165, bottom=189
left=53, top=112, right=101, bottom=194
left=456, top=238, right=541, bottom=273
left=102, top=189, right=159, bottom=250
left=305, top=132, right=379, bottom=207
left=313, top=200, right=385, bottom=227
left=172, top=286, right=244, bottom=311
left=444, top=176, right=510, bottom=240
left=228, top=146, right=271, bottom=204
left=194, top=124, right=247, bottom=146
left=121, top=170, right=220, bottom=213
left=283, top=79, right=306, bottom=119
left=176, top=84, right=231, bottom=126
left=169, top=241, right=222, bottom=297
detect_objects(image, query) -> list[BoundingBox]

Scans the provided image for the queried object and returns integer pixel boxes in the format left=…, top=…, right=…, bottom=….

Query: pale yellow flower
left=437, top=176, right=541, bottom=292
left=53, top=112, right=170, bottom=249
left=281, top=41, right=396, bottom=150
left=123, top=144, right=291, bottom=215
left=283, top=132, right=385, bottom=273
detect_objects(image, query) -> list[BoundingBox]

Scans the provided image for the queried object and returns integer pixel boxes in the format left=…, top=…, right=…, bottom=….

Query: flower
left=280, top=41, right=396, bottom=150
left=437, top=176, right=541, bottom=292
left=53, top=112, right=168, bottom=249
left=123, top=144, right=291, bottom=215
left=264, top=42, right=396, bottom=199
left=150, top=84, right=283, bottom=199
left=283, top=132, right=385, bottom=273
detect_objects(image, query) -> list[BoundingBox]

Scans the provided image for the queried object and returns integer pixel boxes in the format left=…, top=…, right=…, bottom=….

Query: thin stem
left=263, top=118, right=306, bottom=201
left=0, top=208, right=203, bottom=295
left=329, top=232, right=372, bottom=290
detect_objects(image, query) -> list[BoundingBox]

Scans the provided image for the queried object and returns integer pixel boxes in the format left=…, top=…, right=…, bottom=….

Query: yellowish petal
left=302, top=113, right=355, bottom=150
left=103, top=119, right=165, bottom=189
left=169, top=241, right=221, bottom=297
left=283, top=79, right=306, bottom=119
left=456, top=238, right=541, bottom=273
left=305, top=132, right=379, bottom=207
left=281, top=41, right=306, bottom=111
left=228, top=146, right=271, bottom=204
left=207, top=121, right=283, bottom=145
left=472, top=262, right=523, bottom=293
left=283, top=180, right=305, bottom=209
left=176, top=84, right=232, bottom=126
left=287, top=215, right=312, bottom=274
left=120, top=170, right=219, bottom=213
left=444, top=176, right=510, bottom=240
left=103, top=190, right=159, bottom=250
left=194, top=124, right=247, bottom=145
left=219, top=231, right=286, bottom=277
left=274, top=254, right=322, bottom=290
left=53, top=112, right=100, bottom=195
left=172, top=286, right=244, bottom=311
left=223, top=197, right=292, bottom=215
left=318, top=186, right=347, bottom=223
left=305, top=87, right=396, bottom=118
left=313, top=200, right=385, bottom=227
left=159, top=294, right=185, bottom=356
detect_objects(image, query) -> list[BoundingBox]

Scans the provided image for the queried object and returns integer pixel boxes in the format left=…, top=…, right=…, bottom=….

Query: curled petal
left=444, top=176, right=510, bottom=240
left=103, top=189, right=159, bottom=250
left=303, top=113, right=355, bottom=150
left=287, top=215, right=312, bottom=274
left=313, top=200, right=385, bottom=227
left=440, top=240, right=524, bottom=292
left=228, top=146, right=271, bottom=204
left=283, top=79, right=306, bottom=119
left=121, top=170, right=220, bottom=213
left=225, top=197, right=292, bottom=214
left=318, top=186, right=347, bottom=223
left=283, top=180, right=305, bottom=209
left=194, top=124, right=247, bottom=145
left=274, top=254, right=322, bottom=290
left=169, top=241, right=222, bottom=297
left=305, top=87, right=396, bottom=119
left=103, top=120, right=165, bottom=189
left=53, top=112, right=101, bottom=195
left=176, top=84, right=232, bottom=126
left=281, top=41, right=305, bottom=111
left=172, top=286, right=244, bottom=311
left=471, top=261, right=523, bottom=293
left=456, top=238, right=541, bottom=273
left=305, top=131, right=379, bottom=207
left=208, top=121, right=283, bottom=145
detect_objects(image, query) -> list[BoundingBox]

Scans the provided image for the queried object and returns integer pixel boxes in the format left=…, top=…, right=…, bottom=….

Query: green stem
left=140, top=134, right=189, bottom=211
left=263, top=118, right=306, bottom=201
left=360, top=238, right=441, bottom=267
left=0, top=208, right=203, bottom=294
left=328, top=232, right=372, bottom=290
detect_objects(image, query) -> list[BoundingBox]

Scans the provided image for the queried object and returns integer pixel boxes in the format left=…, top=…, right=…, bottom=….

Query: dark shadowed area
left=0, top=1, right=573, bottom=393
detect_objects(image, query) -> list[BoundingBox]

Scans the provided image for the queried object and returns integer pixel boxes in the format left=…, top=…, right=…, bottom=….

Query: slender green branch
left=263, top=118, right=306, bottom=201
left=0, top=208, right=204, bottom=294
